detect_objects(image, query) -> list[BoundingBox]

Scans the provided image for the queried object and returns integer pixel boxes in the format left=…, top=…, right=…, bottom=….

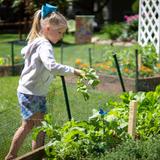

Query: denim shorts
left=17, top=92, right=47, bottom=120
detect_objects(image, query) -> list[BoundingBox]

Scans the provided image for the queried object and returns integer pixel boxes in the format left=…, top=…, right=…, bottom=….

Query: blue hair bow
left=41, top=3, right=57, bottom=19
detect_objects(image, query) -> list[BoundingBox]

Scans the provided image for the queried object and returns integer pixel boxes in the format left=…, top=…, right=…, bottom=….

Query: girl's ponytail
left=27, top=10, right=41, bottom=43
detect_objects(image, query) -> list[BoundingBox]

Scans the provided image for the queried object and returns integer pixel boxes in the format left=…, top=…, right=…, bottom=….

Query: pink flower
left=124, top=14, right=139, bottom=24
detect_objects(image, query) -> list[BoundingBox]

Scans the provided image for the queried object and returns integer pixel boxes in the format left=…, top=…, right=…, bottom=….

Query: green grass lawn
left=0, top=33, right=136, bottom=67
left=0, top=33, right=108, bottom=66
left=0, top=76, right=119, bottom=159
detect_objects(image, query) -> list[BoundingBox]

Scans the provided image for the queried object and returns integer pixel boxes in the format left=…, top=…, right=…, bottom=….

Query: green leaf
left=76, top=68, right=100, bottom=101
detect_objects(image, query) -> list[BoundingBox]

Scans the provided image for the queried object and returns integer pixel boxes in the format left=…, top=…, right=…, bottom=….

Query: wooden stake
left=128, top=100, right=137, bottom=139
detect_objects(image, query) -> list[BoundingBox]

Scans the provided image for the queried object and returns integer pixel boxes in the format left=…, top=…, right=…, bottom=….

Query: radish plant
left=77, top=68, right=100, bottom=101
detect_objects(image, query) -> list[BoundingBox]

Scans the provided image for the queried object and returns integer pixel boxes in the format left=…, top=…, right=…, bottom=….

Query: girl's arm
left=39, top=43, right=83, bottom=76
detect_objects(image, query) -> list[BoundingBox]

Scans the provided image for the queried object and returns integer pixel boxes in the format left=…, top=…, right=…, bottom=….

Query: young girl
left=5, top=3, right=83, bottom=160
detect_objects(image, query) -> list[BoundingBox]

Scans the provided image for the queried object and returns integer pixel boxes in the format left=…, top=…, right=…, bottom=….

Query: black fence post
left=61, top=76, right=72, bottom=121
left=60, top=40, right=72, bottom=121
left=11, top=41, right=15, bottom=76
left=61, top=41, right=64, bottom=64
left=112, top=52, right=126, bottom=92
left=135, top=49, right=139, bottom=92
left=88, top=48, right=92, bottom=67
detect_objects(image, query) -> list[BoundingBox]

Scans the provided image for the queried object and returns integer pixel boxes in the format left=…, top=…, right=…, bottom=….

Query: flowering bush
left=120, top=14, right=139, bottom=41
left=124, top=15, right=139, bottom=24
left=75, top=58, right=89, bottom=68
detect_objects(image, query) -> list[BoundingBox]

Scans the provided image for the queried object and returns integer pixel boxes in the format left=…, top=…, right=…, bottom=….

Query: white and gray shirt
left=17, top=37, right=74, bottom=96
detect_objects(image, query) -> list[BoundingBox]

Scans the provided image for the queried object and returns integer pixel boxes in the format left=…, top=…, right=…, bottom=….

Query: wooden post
left=128, top=100, right=137, bottom=139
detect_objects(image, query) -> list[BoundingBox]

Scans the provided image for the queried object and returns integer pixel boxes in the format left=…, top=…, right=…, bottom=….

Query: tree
left=0, top=0, right=68, bottom=22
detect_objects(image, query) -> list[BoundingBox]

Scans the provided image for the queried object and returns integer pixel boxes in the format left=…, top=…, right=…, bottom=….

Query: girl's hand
left=74, top=69, right=85, bottom=77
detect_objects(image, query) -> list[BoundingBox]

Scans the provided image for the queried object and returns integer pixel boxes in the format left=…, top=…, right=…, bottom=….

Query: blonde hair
left=27, top=10, right=68, bottom=43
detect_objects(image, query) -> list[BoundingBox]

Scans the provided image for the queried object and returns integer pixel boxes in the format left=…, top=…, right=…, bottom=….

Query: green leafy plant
left=0, top=55, right=23, bottom=66
left=111, top=85, right=160, bottom=139
left=32, top=84, right=160, bottom=159
left=0, top=56, right=12, bottom=66
left=77, top=68, right=100, bottom=101
left=100, top=23, right=124, bottom=40
left=99, top=43, right=159, bottom=78
left=35, top=109, right=128, bottom=159
left=104, top=136, right=160, bottom=160
left=67, top=20, right=75, bottom=33
left=139, top=43, right=158, bottom=69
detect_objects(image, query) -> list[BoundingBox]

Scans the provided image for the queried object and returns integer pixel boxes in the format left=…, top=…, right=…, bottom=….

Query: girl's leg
left=31, top=112, right=45, bottom=150
left=5, top=120, right=34, bottom=160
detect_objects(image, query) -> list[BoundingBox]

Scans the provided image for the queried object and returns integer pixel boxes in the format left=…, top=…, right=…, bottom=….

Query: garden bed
left=16, top=146, right=46, bottom=160
left=96, top=74, right=135, bottom=93
left=0, top=64, right=159, bottom=93
left=98, top=74, right=160, bottom=93
left=65, top=73, right=160, bottom=93
left=0, top=64, right=23, bottom=76
left=136, top=76, right=160, bottom=92
left=15, top=85, right=160, bottom=160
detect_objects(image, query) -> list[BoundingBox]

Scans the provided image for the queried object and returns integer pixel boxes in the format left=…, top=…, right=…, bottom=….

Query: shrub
left=100, top=23, right=124, bottom=40
left=102, top=136, right=160, bottom=160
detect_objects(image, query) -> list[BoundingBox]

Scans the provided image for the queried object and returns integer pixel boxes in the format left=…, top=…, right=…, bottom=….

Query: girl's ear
left=44, top=24, right=51, bottom=32
left=46, top=25, right=50, bottom=31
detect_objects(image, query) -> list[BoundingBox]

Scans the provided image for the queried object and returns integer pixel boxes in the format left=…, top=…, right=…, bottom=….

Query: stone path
left=91, top=36, right=136, bottom=47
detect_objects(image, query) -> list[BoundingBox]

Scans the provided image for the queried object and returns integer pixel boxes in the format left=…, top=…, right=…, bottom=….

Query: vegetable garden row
left=16, top=84, right=160, bottom=159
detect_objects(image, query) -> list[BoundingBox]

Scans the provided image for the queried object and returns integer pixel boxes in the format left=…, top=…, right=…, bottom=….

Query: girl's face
left=45, top=25, right=66, bottom=44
